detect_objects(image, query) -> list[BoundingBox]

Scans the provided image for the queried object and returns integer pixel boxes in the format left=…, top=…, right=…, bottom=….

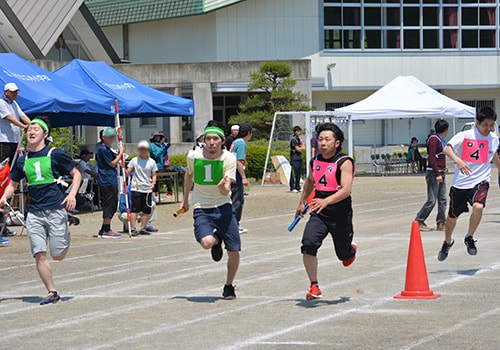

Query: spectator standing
left=95, top=127, right=124, bottom=238
left=230, top=123, right=252, bottom=234
left=0, top=82, right=30, bottom=239
left=289, top=126, right=305, bottom=192
left=225, top=124, right=239, bottom=150
left=415, top=120, right=449, bottom=232
left=150, top=131, right=172, bottom=199
left=0, top=83, right=30, bottom=163
left=126, top=141, right=158, bottom=236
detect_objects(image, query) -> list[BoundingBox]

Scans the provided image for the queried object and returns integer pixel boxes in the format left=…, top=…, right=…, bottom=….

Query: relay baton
left=173, top=207, right=189, bottom=218
left=288, top=203, right=309, bottom=232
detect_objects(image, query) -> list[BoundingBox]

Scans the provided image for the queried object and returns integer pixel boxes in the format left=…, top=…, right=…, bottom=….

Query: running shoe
left=306, top=283, right=322, bottom=300
left=239, top=226, right=248, bottom=234
left=2, top=227, right=16, bottom=237
left=211, top=232, right=223, bottom=262
left=166, top=192, right=173, bottom=198
left=99, top=230, right=121, bottom=239
left=139, top=229, right=151, bottom=235
left=223, top=284, right=236, bottom=300
left=130, top=229, right=138, bottom=237
left=0, top=237, right=9, bottom=245
left=419, top=222, right=432, bottom=232
left=437, top=239, right=455, bottom=261
left=342, top=243, right=358, bottom=267
left=40, top=291, right=60, bottom=305
left=68, top=215, right=80, bottom=226
left=464, top=236, right=477, bottom=255
left=145, top=224, right=158, bottom=233
left=291, top=189, right=299, bottom=193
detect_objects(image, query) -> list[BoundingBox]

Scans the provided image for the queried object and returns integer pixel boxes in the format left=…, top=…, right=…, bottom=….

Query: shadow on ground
left=0, top=296, right=74, bottom=304
left=293, top=296, right=350, bottom=309
left=170, top=296, right=223, bottom=303
left=431, top=268, right=482, bottom=276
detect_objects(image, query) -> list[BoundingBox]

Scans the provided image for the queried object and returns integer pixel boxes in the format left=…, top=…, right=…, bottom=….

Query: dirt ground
left=1, top=173, right=499, bottom=349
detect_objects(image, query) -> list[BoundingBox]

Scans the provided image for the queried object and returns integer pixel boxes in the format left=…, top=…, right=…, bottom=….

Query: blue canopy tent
left=0, top=53, right=116, bottom=127
left=54, top=59, right=195, bottom=118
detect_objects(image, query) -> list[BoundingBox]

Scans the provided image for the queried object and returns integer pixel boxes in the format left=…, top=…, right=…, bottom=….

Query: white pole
left=261, top=112, right=278, bottom=186
left=348, top=114, right=354, bottom=157
left=305, top=111, right=311, bottom=177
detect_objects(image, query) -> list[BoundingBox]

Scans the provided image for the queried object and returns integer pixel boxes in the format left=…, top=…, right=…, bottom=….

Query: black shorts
left=100, top=185, right=118, bottom=219
left=301, top=211, right=354, bottom=260
left=448, top=181, right=489, bottom=218
left=0, top=142, right=18, bottom=163
left=131, top=191, right=153, bottom=214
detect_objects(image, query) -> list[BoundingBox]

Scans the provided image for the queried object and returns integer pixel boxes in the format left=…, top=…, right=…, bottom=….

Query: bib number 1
left=33, top=161, right=45, bottom=181
left=203, top=164, right=213, bottom=182
left=194, top=158, right=224, bottom=185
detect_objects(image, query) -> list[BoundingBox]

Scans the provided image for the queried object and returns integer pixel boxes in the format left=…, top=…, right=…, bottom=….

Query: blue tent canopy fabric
left=0, top=53, right=116, bottom=127
left=54, top=59, right=195, bottom=118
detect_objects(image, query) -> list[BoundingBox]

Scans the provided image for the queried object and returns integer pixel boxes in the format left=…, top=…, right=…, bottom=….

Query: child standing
left=126, top=140, right=157, bottom=236
left=295, top=122, right=357, bottom=300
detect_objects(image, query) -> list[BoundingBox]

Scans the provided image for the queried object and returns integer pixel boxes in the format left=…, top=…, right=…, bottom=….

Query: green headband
left=31, top=119, right=49, bottom=132
left=204, top=126, right=224, bottom=138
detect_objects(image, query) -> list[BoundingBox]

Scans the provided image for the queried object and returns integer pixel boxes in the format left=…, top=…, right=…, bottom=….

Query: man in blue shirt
left=96, top=127, right=124, bottom=238
left=229, top=123, right=252, bottom=234
left=0, top=117, right=81, bottom=305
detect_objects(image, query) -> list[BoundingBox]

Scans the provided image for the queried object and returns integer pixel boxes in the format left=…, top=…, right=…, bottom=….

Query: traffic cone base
left=393, top=220, right=441, bottom=300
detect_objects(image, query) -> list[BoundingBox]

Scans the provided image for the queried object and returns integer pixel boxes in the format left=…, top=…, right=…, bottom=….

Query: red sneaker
left=306, top=283, right=322, bottom=300
left=342, top=243, right=357, bottom=267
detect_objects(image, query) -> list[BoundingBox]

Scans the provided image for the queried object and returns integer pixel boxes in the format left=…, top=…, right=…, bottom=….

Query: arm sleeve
left=127, top=157, right=135, bottom=170
left=426, top=136, right=440, bottom=176
left=9, top=156, right=25, bottom=182
left=0, top=102, right=10, bottom=119
left=224, top=153, right=237, bottom=181
left=102, top=148, right=116, bottom=167
left=447, top=132, right=464, bottom=154
left=235, top=141, right=246, bottom=161
left=53, top=150, right=77, bottom=176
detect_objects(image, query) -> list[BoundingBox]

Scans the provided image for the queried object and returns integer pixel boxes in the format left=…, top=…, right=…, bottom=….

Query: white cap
left=137, top=140, right=150, bottom=149
left=4, top=82, right=19, bottom=92
left=231, top=125, right=240, bottom=131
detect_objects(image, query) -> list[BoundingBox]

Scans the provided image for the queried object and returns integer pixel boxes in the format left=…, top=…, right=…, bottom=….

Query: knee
left=301, top=244, right=318, bottom=257
left=34, top=252, right=48, bottom=263
left=200, top=236, right=215, bottom=250
left=472, top=203, right=484, bottom=212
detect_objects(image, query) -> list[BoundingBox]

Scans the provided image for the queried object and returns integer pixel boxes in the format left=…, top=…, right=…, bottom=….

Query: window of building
left=212, top=94, right=243, bottom=126
left=325, top=102, right=355, bottom=110
left=323, top=1, right=499, bottom=51
left=140, top=117, right=157, bottom=127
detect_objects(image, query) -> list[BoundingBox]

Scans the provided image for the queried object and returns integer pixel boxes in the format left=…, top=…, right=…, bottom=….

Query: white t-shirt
left=448, top=128, right=499, bottom=189
left=128, top=156, right=158, bottom=193
left=0, top=95, right=25, bottom=143
left=187, top=148, right=236, bottom=209
left=77, top=159, right=92, bottom=179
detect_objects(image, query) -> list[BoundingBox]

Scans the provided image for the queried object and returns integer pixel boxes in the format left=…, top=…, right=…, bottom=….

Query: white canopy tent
left=334, top=75, right=476, bottom=155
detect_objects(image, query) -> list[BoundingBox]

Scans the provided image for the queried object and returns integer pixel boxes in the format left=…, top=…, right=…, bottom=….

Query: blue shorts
left=193, top=203, right=241, bottom=252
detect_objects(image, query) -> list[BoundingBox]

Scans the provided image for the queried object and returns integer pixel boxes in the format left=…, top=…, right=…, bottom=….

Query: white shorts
left=26, top=209, right=69, bottom=257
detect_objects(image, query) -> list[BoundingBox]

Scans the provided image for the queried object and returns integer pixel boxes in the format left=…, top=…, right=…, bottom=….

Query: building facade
left=87, top=0, right=500, bottom=146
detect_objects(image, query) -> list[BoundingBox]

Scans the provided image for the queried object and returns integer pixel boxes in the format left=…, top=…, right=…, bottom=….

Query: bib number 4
left=462, top=138, right=489, bottom=164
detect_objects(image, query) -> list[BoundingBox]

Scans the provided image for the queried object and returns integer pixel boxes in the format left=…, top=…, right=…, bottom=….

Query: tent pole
left=261, top=112, right=278, bottom=186
left=452, top=118, right=456, bottom=135
left=348, top=114, right=353, bottom=158
left=115, top=99, right=132, bottom=238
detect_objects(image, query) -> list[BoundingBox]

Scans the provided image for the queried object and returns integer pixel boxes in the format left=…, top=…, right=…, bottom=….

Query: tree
left=229, top=61, right=310, bottom=139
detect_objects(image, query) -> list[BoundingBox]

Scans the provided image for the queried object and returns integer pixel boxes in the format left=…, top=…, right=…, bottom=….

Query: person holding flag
left=0, top=117, right=81, bottom=305
left=179, top=121, right=240, bottom=300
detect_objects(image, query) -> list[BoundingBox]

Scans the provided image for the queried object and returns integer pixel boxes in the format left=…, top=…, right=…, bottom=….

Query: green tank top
left=24, top=148, right=55, bottom=186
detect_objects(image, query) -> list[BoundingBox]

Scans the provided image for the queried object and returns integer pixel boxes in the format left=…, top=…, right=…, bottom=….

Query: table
left=156, top=171, right=181, bottom=203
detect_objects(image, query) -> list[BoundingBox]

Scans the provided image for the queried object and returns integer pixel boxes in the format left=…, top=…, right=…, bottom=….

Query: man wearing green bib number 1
left=0, top=117, right=81, bottom=305
left=438, top=107, right=500, bottom=261
left=180, top=121, right=240, bottom=300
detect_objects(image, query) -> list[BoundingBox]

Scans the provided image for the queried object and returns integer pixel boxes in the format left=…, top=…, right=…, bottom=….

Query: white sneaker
left=291, top=189, right=298, bottom=193
left=239, top=226, right=248, bottom=234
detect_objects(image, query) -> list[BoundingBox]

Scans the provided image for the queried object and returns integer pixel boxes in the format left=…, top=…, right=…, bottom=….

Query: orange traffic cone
left=394, top=220, right=440, bottom=299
